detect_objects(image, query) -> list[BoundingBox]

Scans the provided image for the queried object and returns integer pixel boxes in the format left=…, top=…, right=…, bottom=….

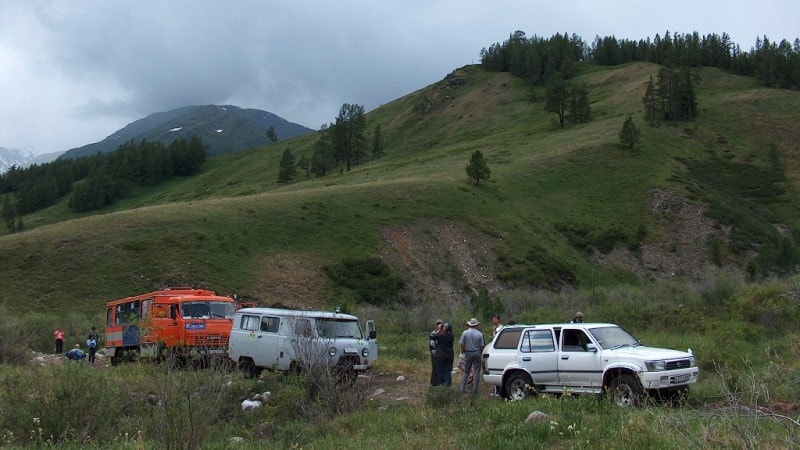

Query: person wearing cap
left=429, top=319, right=444, bottom=385
left=431, top=323, right=455, bottom=386
left=571, top=311, right=584, bottom=323
left=459, top=318, right=485, bottom=394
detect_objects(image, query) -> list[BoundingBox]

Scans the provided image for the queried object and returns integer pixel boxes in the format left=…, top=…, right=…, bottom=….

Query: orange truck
left=104, top=287, right=237, bottom=365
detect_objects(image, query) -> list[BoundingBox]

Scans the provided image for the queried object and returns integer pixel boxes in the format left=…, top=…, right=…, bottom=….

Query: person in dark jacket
left=431, top=323, right=455, bottom=386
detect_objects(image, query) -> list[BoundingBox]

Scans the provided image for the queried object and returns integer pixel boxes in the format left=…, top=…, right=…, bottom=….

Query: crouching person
left=65, top=344, right=86, bottom=362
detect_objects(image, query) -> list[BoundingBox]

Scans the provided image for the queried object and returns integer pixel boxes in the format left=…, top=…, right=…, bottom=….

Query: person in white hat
left=459, top=318, right=485, bottom=394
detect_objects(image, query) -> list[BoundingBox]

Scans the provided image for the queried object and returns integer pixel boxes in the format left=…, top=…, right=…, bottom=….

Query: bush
left=0, top=307, right=32, bottom=364
left=324, top=257, right=404, bottom=305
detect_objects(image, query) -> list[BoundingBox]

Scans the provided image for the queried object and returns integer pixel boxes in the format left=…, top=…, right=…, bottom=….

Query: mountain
left=58, top=105, right=313, bottom=160
left=0, top=147, right=34, bottom=173
left=0, top=147, right=63, bottom=173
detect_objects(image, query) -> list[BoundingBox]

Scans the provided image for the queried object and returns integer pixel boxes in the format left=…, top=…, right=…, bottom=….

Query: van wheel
left=504, top=372, right=534, bottom=401
left=609, top=374, right=643, bottom=407
left=239, top=358, right=260, bottom=379
left=336, top=360, right=358, bottom=387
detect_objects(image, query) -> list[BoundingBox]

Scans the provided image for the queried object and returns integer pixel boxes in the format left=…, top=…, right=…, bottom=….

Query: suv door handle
left=522, top=357, right=531, bottom=361
left=561, top=355, right=569, bottom=360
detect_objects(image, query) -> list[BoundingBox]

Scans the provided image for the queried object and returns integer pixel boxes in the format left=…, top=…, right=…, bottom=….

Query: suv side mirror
left=586, top=343, right=598, bottom=352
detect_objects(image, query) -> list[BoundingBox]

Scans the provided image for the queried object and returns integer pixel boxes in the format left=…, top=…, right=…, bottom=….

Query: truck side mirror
left=586, top=343, right=598, bottom=352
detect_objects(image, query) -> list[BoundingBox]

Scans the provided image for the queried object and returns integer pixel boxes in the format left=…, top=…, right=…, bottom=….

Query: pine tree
left=2, top=194, right=16, bottom=232
left=266, top=126, right=278, bottom=143
left=545, top=72, right=567, bottom=127
left=466, top=150, right=491, bottom=186
left=619, top=116, right=641, bottom=150
left=372, top=123, right=385, bottom=158
left=642, top=75, right=659, bottom=125
left=277, top=148, right=297, bottom=184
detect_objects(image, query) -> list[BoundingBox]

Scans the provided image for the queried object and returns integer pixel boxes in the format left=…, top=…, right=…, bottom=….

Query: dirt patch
left=593, top=188, right=730, bottom=280
left=248, top=254, right=328, bottom=308
left=381, top=221, right=504, bottom=305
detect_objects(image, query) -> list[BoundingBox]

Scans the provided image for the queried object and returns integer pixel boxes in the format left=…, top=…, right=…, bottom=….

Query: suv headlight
left=689, top=356, right=696, bottom=367
left=362, top=347, right=369, bottom=358
left=329, top=347, right=337, bottom=357
left=645, top=360, right=666, bottom=371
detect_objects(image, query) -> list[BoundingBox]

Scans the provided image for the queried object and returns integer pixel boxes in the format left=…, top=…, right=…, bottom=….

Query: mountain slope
left=2, top=63, right=800, bottom=315
left=59, top=105, right=313, bottom=159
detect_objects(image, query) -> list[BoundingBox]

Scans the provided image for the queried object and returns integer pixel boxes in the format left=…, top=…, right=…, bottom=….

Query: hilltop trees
left=0, top=135, right=208, bottom=216
left=480, top=31, right=587, bottom=85
left=466, top=150, right=491, bottom=186
left=333, top=103, right=367, bottom=172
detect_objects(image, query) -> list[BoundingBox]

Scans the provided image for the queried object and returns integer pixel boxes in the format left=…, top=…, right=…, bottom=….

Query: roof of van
left=236, top=307, right=359, bottom=320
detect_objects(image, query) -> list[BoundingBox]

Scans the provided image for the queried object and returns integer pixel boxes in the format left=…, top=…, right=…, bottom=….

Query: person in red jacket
left=53, top=327, right=65, bottom=354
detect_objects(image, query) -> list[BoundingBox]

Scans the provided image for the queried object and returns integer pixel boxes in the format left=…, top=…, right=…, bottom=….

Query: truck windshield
left=589, top=326, right=640, bottom=350
left=181, top=301, right=236, bottom=319
left=315, top=319, right=363, bottom=339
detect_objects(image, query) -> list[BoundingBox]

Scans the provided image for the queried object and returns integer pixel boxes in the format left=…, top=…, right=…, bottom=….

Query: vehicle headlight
left=329, top=347, right=336, bottom=357
left=361, top=347, right=369, bottom=358
left=645, top=360, right=666, bottom=371
left=689, top=356, right=696, bottom=367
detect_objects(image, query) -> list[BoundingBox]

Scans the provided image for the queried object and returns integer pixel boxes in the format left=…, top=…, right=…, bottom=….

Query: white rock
left=396, top=375, right=405, bottom=381
left=524, top=411, right=548, bottom=424
left=241, top=399, right=262, bottom=412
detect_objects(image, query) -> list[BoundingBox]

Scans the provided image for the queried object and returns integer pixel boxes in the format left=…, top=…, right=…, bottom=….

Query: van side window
left=520, top=330, right=555, bottom=353
left=295, top=319, right=313, bottom=337
left=240, top=314, right=260, bottom=331
left=260, top=317, right=279, bottom=333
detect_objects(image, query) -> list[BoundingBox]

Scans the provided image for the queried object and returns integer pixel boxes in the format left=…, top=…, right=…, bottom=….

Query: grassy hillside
left=2, top=62, right=800, bottom=319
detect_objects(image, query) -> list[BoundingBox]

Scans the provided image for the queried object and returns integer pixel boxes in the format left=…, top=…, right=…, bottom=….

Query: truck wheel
left=504, top=372, right=534, bottom=401
left=609, top=374, right=643, bottom=407
left=239, top=358, right=260, bottom=379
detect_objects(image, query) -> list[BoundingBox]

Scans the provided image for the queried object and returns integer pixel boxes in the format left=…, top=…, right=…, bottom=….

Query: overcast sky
left=1, top=1, right=797, bottom=155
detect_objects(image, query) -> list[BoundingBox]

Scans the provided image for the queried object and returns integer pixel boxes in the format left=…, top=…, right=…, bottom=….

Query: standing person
left=490, top=314, right=504, bottom=396
left=86, top=326, right=99, bottom=364
left=571, top=311, right=584, bottom=323
left=53, top=327, right=65, bottom=354
left=429, top=319, right=443, bottom=386
left=459, top=318, right=485, bottom=394
left=431, top=323, right=455, bottom=386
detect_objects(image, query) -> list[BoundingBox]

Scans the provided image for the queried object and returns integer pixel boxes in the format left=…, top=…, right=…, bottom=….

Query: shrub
left=324, top=257, right=404, bottom=305
left=0, top=307, right=32, bottom=364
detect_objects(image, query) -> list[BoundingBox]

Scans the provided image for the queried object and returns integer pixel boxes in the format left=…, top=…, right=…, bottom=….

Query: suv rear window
left=494, top=328, right=522, bottom=349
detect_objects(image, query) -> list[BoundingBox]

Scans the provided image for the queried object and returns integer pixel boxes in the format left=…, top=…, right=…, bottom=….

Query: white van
left=228, top=307, right=377, bottom=379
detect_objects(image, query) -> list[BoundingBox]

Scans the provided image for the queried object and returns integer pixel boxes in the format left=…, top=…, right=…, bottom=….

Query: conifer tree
left=2, top=194, right=16, bottom=232
left=466, top=150, right=491, bottom=186
left=277, top=148, right=297, bottom=184
left=642, top=75, right=659, bottom=125
left=619, top=116, right=641, bottom=150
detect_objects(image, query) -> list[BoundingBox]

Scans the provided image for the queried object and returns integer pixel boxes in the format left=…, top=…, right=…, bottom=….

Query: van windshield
left=181, top=301, right=236, bottom=319
left=315, top=319, right=363, bottom=339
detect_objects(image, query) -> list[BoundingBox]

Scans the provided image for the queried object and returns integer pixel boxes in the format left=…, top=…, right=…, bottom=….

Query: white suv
left=482, top=323, right=699, bottom=405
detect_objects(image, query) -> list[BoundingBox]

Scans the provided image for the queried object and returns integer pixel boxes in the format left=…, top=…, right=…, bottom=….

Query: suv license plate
left=672, top=374, right=690, bottom=384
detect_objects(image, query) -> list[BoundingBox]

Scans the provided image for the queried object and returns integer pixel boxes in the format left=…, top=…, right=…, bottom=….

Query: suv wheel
left=504, top=372, right=534, bottom=401
left=609, top=374, right=643, bottom=407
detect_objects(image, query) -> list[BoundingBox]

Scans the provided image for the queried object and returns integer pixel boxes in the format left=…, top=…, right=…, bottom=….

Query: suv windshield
left=181, top=301, right=236, bottom=319
left=315, top=319, right=363, bottom=339
left=589, top=326, right=640, bottom=350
